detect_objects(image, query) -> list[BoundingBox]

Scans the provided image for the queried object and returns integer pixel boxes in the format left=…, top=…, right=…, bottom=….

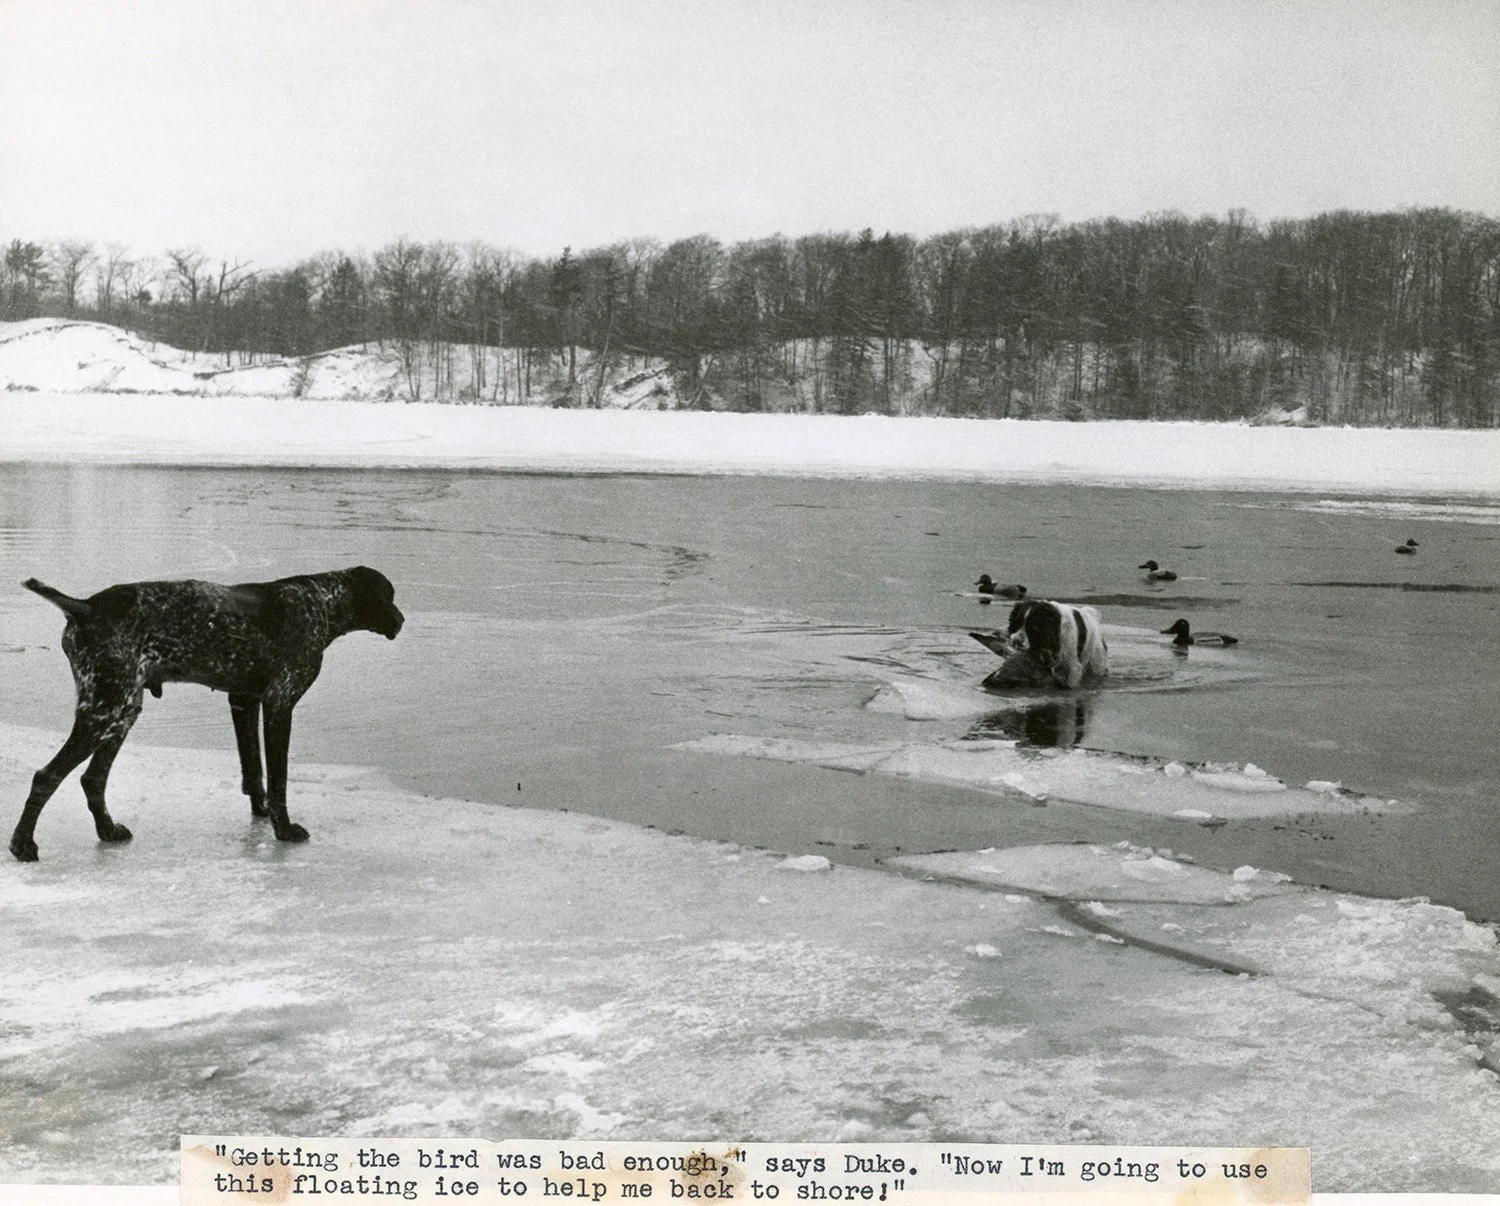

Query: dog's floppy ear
left=1005, top=598, right=1035, bottom=635
left=346, top=565, right=393, bottom=603
left=346, top=566, right=403, bottom=638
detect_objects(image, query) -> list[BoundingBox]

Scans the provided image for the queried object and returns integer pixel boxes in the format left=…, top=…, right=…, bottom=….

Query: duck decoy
left=975, top=574, right=1027, bottom=599
left=1395, top=538, right=1418, bottom=555
left=1139, top=560, right=1178, bottom=582
left=1161, top=618, right=1238, bottom=647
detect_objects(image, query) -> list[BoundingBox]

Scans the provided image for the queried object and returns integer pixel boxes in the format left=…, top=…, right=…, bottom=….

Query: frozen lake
left=4, top=461, right=1498, bottom=918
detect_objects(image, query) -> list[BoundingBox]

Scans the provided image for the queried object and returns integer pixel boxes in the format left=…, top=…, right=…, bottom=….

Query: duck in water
left=975, top=574, right=1027, bottom=599
left=1161, top=617, right=1238, bottom=647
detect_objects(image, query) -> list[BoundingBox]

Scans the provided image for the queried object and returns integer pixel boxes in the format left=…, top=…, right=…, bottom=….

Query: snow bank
left=4, top=389, right=1499, bottom=496
left=2, top=722, right=1500, bottom=1192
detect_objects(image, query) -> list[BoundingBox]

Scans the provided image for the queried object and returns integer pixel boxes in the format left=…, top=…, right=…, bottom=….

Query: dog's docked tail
left=23, top=579, right=92, bottom=619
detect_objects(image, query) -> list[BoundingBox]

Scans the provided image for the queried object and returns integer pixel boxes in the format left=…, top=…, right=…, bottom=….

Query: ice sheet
left=894, top=842, right=1500, bottom=1060
left=3, top=722, right=1500, bottom=1191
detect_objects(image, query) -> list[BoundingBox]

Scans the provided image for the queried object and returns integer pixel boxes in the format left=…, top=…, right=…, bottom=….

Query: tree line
left=4, top=207, right=1497, bottom=426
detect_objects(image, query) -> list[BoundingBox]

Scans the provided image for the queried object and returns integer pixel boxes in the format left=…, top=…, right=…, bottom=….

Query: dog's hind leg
left=229, top=694, right=268, bottom=818
left=11, top=716, right=106, bottom=861
left=80, top=725, right=137, bottom=846
left=75, top=675, right=144, bottom=845
left=261, top=700, right=309, bottom=844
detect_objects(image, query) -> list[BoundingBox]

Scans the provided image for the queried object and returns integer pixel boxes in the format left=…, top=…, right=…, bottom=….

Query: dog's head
left=346, top=566, right=404, bottom=640
left=1007, top=598, right=1062, bottom=667
left=1005, top=598, right=1038, bottom=639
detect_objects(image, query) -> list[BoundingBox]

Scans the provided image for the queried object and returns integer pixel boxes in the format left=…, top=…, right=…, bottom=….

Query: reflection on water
left=972, top=697, right=1094, bottom=749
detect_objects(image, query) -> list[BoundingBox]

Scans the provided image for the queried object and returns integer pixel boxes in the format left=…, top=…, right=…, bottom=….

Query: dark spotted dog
left=11, top=567, right=403, bottom=862
left=1005, top=598, right=1108, bottom=688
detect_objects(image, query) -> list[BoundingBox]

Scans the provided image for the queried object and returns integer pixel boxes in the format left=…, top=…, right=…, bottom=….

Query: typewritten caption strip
left=181, top=1138, right=1309, bottom=1204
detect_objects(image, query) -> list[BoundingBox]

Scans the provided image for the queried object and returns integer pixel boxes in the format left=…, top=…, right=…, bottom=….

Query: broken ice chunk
left=779, top=854, right=833, bottom=872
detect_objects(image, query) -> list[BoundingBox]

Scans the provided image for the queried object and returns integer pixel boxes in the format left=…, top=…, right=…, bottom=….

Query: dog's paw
left=274, top=823, right=310, bottom=844
left=250, top=799, right=270, bottom=818
left=99, top=821, right=133, bottom=843
left=9, top=836, right=38, bottom=862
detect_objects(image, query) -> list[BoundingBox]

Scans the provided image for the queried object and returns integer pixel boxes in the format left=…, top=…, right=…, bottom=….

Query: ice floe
left=865, top=675, right=993, bottom=721
left=673, top=733, right=1405, bottom=821
left=778, top=854, right=834, bottom=872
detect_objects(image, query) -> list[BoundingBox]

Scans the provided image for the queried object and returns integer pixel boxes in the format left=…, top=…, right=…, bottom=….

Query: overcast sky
left=2, top=0, right=1496, bottom=269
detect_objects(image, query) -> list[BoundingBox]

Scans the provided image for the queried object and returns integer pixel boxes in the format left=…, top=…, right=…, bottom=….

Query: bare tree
left=416, top=242, right=460, bottom=396
left=462, top=242, right=517, bottom=400
left=373, top=240, right=455, bottom=397
left=122, top=254, right=159, bottom=313
left=94, top=243, right=134, bottom=316
left=165, top=247, right=209, bottom=306
left=162, top=248, right=254, bottom=354
left=50, top=241, right=97, bottom=315
left=645, top=234, right=726, bottom=407
left=205, top=258, right=255, bottom=357
left=372, top=239, right=423, bottom=341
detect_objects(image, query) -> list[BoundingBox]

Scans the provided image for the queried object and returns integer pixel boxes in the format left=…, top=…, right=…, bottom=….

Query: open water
left=2, top=463, right=1498, bottom=916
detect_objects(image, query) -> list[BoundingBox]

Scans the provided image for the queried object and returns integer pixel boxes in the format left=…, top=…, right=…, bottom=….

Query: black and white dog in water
left=1008, top=599, right=1109, bottom=687
left=980, top=598, right=1108, bottom=689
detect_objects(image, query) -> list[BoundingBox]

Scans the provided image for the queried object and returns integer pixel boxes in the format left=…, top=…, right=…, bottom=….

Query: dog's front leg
left=261, top=701, right=308, bottom=843
left=228, top=694, right=268, bottom=817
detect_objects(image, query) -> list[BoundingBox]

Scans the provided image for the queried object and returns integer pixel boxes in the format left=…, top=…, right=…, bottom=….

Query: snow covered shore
left=3, top=319, right=1499, bottom=495
left=5, top=391, right=1500, bottom=497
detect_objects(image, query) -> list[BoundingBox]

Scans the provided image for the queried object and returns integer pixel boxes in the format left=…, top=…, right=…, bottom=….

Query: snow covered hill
left=0, top=318, right=682, bottom=407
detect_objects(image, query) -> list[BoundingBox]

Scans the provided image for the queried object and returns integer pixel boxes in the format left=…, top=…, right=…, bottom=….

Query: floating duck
left=1139, top=560, right=1178, bottom=582
left=1161, top=618, right=1238, bottom=647
left=975, top=575, right=1027, bottom=599
left=1395, top=538, right=1419, bottom=555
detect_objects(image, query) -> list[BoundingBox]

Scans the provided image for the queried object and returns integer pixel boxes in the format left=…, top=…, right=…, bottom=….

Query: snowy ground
left=7, top=384, right=1500, bottom=498
left=3, top=722, right=1500, bottom=1196
left=4, top=326, right=1500, bottom=1200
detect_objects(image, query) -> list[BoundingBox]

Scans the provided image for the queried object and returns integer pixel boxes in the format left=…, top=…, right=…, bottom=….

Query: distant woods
left=4, top=207, right=1498, bottom=426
